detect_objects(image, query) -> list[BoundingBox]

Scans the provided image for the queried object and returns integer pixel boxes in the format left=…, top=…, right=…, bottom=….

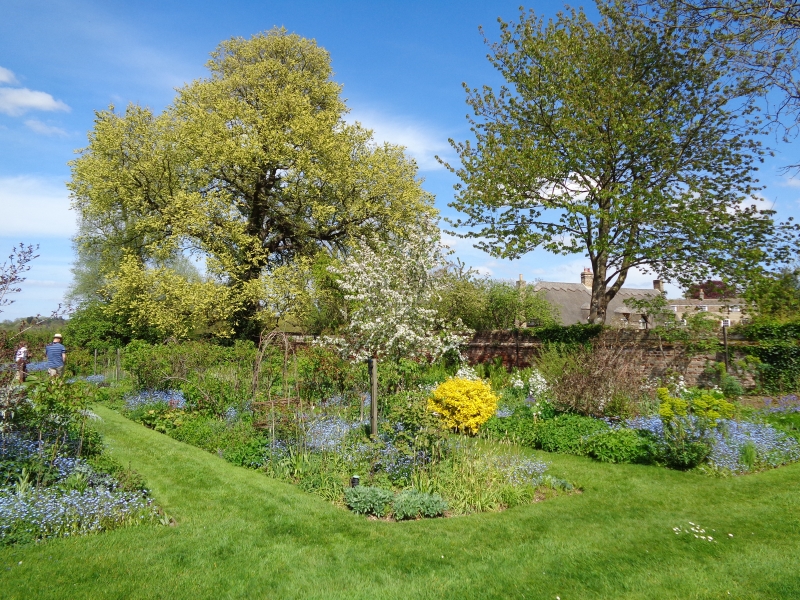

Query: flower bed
left=485, top=389, right=800, bottom=475
left=1, top=486, right=157, bottom=546
left=116, top=382, right=576, bottom=518
left=0, top=377, right=162, bottom=546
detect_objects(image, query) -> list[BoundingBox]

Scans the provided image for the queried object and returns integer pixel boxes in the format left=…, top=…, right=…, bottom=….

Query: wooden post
left=369, top=358, right=378, bottom=438
left=93, top=349, right=97, bottom=376
left=116, top=347, right=121, bottom=381
left=723, top=325, right=729, bottom=371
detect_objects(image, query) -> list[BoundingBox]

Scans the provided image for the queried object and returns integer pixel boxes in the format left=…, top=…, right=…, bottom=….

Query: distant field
left=2, top=405, right=798, bottom=599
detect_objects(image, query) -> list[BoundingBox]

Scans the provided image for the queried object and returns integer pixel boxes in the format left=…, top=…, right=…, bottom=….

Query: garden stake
left=723, top=324, right=729, bottom=371
left=369, top=358, right=378, bottom=438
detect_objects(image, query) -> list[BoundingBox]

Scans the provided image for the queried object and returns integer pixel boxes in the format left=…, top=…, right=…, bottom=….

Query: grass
left=1, top=405, right=799, bottom=599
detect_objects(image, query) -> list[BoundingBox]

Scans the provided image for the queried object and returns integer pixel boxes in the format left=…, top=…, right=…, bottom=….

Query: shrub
left=584, top=428, right=658, bottom=464
left=181, top=371, right=249, bottom=417
left=428, top=377, right=498, bottom=434
left=481, top=413, right=539, bottom=447
left=656, top=388, right=714, bottom=469
left=684, top=389, right=735, bottom=424
left=536, top=337, right=650, bottom=417
left=343, top=485, right=394, bottom=517
left=224, top=437, right=268, bottom=469
left=296, top=346, right=362, bottom=403
left=122, top=340, right=255, bottom=392
left=381, top=391, right=448, bottom=459
left=392, top=489, right=448, bottom=520
left=535, top=414, right=609, bottom=454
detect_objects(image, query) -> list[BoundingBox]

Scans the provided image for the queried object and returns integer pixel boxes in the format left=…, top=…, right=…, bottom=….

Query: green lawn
left=2, top=406, right=799, bottom=599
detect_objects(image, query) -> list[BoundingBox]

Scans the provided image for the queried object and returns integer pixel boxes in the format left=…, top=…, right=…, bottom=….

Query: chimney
left=653, top=279, right=664, bottom=293
left=699, top=288, right=705, bottom=301
left=517, top=274, right=525, bottom=289
left=581, top=268, right=592, bottom=289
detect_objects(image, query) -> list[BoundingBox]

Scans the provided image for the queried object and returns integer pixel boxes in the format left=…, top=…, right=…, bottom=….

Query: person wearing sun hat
left=45, top=333, right=66, bottom=377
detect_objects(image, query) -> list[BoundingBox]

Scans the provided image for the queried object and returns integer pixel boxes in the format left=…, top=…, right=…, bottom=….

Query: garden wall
left=463, top=330, right=756, bottom=388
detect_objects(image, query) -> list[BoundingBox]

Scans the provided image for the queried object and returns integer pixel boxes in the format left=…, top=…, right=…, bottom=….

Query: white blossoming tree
left=323, top=221, right=470, bottom=363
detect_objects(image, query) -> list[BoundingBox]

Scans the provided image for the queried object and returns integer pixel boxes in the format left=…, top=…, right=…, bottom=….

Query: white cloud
left=782, top=176, right=800, bottom=188
left=348, top=109, right=453, bottom=171
left=439, top=232, right=461, bottom=249
left=0, top=176, right=75, bottom=237
left=24, top=119, right=68, bottom=137
left=0, top=87, right=70, bottom=117
left=0, top=66, right=18, bottom=85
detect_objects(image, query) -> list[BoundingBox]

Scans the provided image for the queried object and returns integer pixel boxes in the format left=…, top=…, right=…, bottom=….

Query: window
left=730, top=305, right=741, bottom=312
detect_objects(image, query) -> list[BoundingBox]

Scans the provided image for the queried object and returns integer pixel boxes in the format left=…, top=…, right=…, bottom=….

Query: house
left=531, top=269, right=748, bottom=328
left=668, top=295, right=748, bottom=327
left=532, top=269, right=662, bottom=327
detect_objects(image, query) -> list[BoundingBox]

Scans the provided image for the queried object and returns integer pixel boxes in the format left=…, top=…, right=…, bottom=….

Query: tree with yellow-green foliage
left=69, top=28, right=435, bottom=339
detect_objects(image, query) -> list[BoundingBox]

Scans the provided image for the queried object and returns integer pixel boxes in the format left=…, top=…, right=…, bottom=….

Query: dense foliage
left=444, top=4, right=796, bottom=324
left=433, top=274, right=559, bottom=331
left=69, top=29, right=435, bottom=339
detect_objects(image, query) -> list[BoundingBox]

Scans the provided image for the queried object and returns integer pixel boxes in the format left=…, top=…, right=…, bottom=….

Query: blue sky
left=1, top=0, right=798, bottom=320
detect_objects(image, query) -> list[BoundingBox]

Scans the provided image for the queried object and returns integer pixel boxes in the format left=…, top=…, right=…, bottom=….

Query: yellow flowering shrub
left=657, top=387, right=734, bottom=424
left=657, top=387, right=688, bottom=419
left=690, top=393, right=735, bottom=423
left=428, top=377, right=498, bottom=435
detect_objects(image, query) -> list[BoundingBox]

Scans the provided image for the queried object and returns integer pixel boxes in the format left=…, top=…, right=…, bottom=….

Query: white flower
left=316, top=220, right=470, bottom=363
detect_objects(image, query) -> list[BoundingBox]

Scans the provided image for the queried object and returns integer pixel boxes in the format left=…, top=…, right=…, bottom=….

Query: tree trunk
left=588, top=257, right=609, bottom=324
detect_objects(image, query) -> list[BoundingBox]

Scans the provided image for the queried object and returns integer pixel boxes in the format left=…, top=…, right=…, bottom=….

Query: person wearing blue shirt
left=45, top=333, right=66, bottom=377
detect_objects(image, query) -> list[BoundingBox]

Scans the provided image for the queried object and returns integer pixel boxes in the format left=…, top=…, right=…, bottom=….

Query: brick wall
left=463, top=329, right=755, bottom=388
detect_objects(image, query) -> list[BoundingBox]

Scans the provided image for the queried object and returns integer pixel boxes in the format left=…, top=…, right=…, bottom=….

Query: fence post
left=722, top=325, right=729, bottom=371
left=116, top=347, right=121, bottom=381
left=93, top=349, right=97, bottom=376
left=369, top=358, right=378, bottom=438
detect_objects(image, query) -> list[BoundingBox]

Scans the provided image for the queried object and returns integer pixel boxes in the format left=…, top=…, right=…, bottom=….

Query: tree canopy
left=69, top=29, right=435, bottom=338
left=443, top=5, right=796, bottom=323
left=624, top=0, right=799, bottom=162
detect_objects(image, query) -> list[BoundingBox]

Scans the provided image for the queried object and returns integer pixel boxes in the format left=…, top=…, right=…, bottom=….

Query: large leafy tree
left=624, top=0, right=799, bottom=164
left=443, top=6, right=795, bottom=323
left=69, top=29, right=435, bottom=336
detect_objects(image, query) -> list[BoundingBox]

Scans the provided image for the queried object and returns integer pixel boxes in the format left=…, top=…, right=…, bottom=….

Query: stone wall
left=463, top=330, right=755, bottom=388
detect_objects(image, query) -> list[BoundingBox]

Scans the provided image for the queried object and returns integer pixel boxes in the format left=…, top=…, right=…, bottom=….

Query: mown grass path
left=2, top=406, right=799, bottom=599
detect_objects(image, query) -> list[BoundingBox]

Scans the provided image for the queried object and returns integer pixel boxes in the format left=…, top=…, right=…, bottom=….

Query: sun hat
left=53, top=333, right=62, bottom=339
